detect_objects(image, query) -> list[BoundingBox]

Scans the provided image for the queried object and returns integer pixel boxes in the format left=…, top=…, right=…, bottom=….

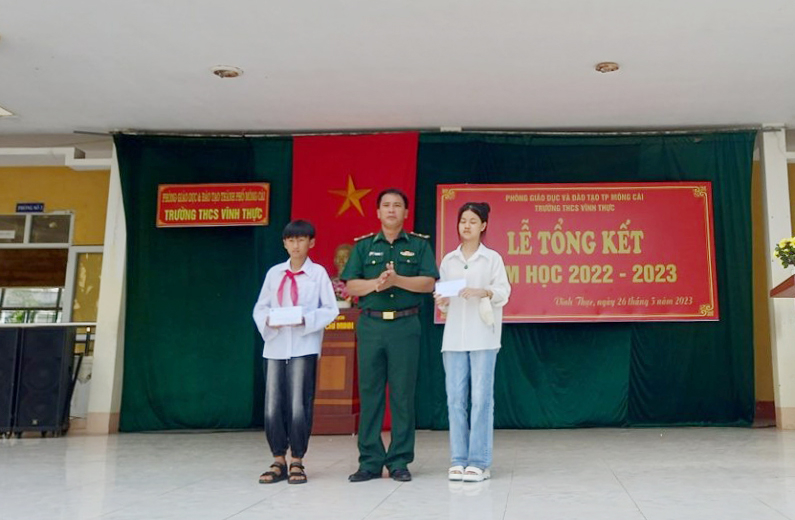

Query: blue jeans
left=263, top=355, right=317, bottom=459
left=443, top=349, right=498, bottom=469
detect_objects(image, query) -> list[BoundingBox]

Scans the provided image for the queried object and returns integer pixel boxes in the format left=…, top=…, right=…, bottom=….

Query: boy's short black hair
left=376, top=188, right=409, bottom=209
left=282, top=219, right=316, bottom=239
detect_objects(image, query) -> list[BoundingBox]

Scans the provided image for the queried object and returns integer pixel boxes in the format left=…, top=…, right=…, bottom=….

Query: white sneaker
left=448, top=465, right=465, bottom=481
left=462, top=466, right=491, bottom=482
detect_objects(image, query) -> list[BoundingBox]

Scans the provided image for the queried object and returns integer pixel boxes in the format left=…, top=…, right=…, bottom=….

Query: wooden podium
left=770, top=274, right=795, bottom=298
left=312, top=308, right=359, bottom=434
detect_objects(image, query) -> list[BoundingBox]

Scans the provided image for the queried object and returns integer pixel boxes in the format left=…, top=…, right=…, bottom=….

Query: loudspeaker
left=14, top=327, right=75, bottom=434
left=0, top=328, right=20, bottom=431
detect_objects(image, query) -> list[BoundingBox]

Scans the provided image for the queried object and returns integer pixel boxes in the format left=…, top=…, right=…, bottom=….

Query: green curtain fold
left=414, top=132, right=756, bottom=428
left=115, top=135, right=291, bottom=431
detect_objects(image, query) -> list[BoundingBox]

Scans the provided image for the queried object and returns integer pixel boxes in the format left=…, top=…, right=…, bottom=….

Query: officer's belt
left=361, top=307, right=420, bottom=320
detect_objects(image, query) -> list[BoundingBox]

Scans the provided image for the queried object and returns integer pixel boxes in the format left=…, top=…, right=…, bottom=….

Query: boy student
left=252, top=219, right=339, bottom=484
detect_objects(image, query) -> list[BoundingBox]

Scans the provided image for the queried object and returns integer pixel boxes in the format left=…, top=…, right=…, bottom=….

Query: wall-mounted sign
left=16, top=203, right=44, bottom=213
left=436, top=182, right=719, bottom=323
left=0, top=230, right=15, bottom=240
left=156, top=183, right=270, bottom=228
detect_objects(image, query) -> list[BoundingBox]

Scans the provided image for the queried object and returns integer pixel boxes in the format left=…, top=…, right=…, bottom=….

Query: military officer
left=341, top=188, right=439, bottom=483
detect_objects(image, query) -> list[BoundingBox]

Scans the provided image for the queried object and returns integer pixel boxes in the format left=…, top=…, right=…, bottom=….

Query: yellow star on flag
left=329, top=175, right=372, bottom=216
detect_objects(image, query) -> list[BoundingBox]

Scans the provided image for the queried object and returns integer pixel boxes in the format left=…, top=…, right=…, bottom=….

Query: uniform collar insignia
left=374, top=230, right=409, bottom=243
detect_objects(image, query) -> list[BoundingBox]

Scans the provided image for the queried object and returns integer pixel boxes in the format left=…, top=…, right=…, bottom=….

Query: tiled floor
left=1, top=428, right=794, bottom=520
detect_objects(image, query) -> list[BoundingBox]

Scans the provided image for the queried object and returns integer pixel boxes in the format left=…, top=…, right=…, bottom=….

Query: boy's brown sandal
left=288, top=462, right=307, bottom=485
left=259, top=462, right=288, bottom=484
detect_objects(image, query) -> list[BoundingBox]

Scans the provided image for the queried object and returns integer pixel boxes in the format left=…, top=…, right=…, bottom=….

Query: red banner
left=436, top=182, right=719, bottom=322
left=292, top=133, right=418, bottom=276
left=156, top=183, right=269, bottom=228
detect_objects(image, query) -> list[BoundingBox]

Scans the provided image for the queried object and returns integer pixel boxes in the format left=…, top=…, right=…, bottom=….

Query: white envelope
left=435, top=278, right=466, bottom=298
left=268, top=306, right=303, bottom=326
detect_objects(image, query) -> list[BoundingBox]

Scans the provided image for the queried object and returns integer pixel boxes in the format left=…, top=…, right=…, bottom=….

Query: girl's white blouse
left=438, top=243, right=511, bottom=352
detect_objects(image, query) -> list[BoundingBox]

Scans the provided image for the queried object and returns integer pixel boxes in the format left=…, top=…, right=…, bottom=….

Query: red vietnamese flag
left=292, top=133, right=418, bottom=432
left=291, top=133, right=419, bottom=277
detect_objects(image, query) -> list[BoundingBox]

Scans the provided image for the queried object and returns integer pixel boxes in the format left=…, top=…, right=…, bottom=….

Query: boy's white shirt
left=252, top=257, right=339, bottom=360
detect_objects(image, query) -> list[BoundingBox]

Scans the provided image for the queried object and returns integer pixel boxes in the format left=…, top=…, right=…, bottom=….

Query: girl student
left=434, top=202, right=511, bottom=482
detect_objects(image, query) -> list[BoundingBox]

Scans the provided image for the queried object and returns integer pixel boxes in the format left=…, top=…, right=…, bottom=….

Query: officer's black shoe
left=348, top=469, right=381, bottom=482
left=389, top=468, right=412, bottom=482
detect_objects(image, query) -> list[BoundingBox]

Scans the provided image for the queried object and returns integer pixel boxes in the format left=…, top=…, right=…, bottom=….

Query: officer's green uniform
left=340, top=230, right=439, bottom=473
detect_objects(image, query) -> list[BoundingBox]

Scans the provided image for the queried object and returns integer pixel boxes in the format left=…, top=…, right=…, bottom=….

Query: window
left=0, top=213, right=102, bottom=341
left=0, top=212, right=73, bottom=245
left=30, top=214, right=72, bottom=243
left=0, top=287, right=63, bottom=323
left=0, top=215, right=26, bottom=243
left=69, top=251, right=103, bottom=323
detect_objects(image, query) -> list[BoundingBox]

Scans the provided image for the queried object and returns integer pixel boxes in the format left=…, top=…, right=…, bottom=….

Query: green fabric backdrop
left=115, top=135, right=291, bottom=431
left=414, top=132, right=756, bottom=428
left=114, top=131, right=755, bottom=431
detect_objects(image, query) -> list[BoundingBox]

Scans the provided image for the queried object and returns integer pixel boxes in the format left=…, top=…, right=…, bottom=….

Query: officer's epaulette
left=353, top=232, right=376, bottom=242
left=409, top=231, right=431, bottom=240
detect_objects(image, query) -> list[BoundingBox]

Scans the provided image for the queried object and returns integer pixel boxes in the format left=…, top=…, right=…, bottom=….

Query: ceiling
left=0, top=0, right=794, bottom=154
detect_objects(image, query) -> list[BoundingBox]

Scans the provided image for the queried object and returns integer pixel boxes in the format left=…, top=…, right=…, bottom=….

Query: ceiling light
left=211, top=66, right=243, bottom=79
left=595, top=62, right=619, bottom=73
left=0, top=104, right=14, bottom=117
